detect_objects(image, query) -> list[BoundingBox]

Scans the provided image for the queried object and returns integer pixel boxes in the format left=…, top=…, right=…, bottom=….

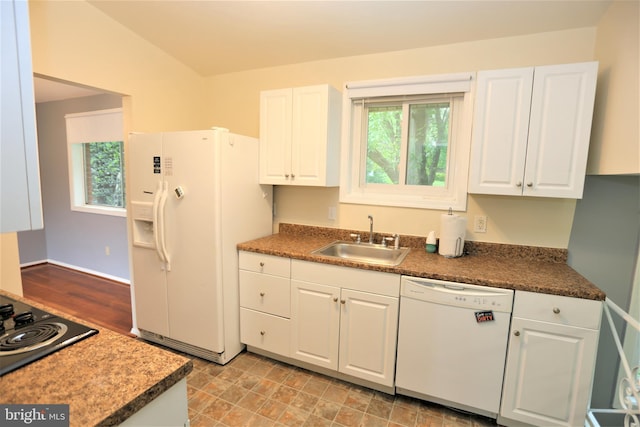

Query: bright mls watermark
left=0, top=405, right=69, bottom=426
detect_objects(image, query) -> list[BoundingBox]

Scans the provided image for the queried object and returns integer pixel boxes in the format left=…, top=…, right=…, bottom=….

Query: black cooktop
left=0, top=295, right=98, bottom=376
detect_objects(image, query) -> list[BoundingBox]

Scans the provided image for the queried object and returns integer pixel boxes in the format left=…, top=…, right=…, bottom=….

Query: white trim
left=20, top=259, right=130, bottom=285
left=70, top=203, right=126, bottom=217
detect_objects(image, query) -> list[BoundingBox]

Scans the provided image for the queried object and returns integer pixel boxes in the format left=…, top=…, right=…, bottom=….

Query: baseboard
left=21, top=259, right=130, bottom=285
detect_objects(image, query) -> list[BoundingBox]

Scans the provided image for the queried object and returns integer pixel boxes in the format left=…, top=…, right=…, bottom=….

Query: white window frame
left=340, top=73, right=475, bottom=211
left=65, top=108, right=125, bottom=217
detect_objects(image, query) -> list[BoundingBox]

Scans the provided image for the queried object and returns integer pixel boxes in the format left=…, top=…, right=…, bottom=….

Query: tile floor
left=184, top=350, right=499, bottom=427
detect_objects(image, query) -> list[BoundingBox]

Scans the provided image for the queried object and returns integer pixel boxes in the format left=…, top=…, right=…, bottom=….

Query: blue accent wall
left=568, top=174, right=640, bottom=423
left=18, top=94, right=130, bottom=281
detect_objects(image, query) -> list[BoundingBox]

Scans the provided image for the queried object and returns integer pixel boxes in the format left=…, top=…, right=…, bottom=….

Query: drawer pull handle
left=260, top=292, right=265, bottom=297
left=553, top=307, right=560, bottom=314
left=260, top=330, right=265, bottom=336
left=514, top=330, right=520, bottom=337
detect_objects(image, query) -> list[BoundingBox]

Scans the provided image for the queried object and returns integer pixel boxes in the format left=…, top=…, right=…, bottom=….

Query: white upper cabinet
left=469, top=62, right=598, bottom=198
left=1, top=0, right=43, bottom=232
left=259, top=84, right=341, bottom=186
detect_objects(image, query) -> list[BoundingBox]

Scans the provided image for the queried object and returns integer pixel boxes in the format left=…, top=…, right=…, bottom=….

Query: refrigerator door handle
left=158, top=181, right=171, bottom=271
left=152, top=180, right=166, bottom=264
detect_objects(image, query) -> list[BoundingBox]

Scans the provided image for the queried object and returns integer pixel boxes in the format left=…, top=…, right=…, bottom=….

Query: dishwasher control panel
left=400, top=276, right=514, bottom=313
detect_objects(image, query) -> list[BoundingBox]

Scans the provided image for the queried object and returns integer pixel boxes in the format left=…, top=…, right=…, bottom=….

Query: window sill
left=339, top=190, right=467, bottom=211
left=71, top=204, right=126, bottom=217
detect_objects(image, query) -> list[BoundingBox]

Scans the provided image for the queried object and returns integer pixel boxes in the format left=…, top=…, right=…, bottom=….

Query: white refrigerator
left=127, top=128, right=273, bottom=364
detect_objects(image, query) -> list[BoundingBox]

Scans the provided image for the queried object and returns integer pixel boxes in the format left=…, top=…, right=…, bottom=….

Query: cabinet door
left=259, top=88, right=292, bottom=185
left=290, top=279, right=340, bottom=370
left=291, top=85, right=340, bottom=186
left=524, top=62, right=598, bottom=198
left=468, top=67, right=533, bottom=196
left=500, top=317, right=599, bottom=426
left=1, top=0, right=43, bottom=232
left=338, top=289, right=398, bottom=387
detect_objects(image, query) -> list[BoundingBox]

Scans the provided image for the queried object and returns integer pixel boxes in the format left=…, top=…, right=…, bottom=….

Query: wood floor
left=20, top=263, right=133, bottom=336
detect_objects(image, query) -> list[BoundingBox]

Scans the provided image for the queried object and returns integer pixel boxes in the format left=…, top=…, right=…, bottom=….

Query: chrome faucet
left=368, top=215, right=374, bottom=244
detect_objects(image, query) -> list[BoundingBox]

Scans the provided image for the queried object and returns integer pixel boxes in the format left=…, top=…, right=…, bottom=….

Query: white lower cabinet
left=239, top=252, right=292, bottom=356
left=338, top=288, right=399, bottom=386
left=499, top=291, right=602, bottom=427
left=290, top=280, right=340, bottom=369
left=239, top=251, right=400, bottom=390
left=290, top=260, right=400, bottom=388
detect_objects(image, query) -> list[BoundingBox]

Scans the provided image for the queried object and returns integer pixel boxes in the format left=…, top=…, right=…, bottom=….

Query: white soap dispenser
left=426, top=231, right=437, bottom=253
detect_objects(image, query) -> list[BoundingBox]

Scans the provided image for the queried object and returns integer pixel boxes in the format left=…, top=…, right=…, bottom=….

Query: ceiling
left=35, top=0, right=612, bottom=102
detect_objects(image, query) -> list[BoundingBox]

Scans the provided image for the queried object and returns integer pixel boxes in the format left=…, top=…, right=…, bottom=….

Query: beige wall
left=29, top=0, right=209, bottom=132
left=206, top=28, right=598, bottom=248
left=0, top=233, right=23, bottom=295
left=589, top=0, right=640, bottom=175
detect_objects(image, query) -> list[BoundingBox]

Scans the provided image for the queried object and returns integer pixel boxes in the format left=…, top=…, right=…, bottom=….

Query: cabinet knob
left=516, top=182, right=522, bottom=187
left=553, top=307, right=560, bottom=314
left=333, top=297, right=338, bottom=302
left=514, top=330, right=520, bottom=337
left=291, top=174, right=295, bottom=179
left=340, top=299, right=346, bottom=305
left=259, top=262, right=264, bottom=267
left=260, top=330, right=265, bottom=336
left=527, top=182, right=533, bottom=187
left=260, top=292, right=265, bottom=297
left=285, top=174, right=290, bottom=179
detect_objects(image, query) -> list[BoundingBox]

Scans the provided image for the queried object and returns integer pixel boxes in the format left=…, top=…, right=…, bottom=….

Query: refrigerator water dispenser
left=131, top=202, right=155, bottom=248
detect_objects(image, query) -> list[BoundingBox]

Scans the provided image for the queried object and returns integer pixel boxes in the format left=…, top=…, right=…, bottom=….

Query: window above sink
left=340, top=72, right=475, bottom=212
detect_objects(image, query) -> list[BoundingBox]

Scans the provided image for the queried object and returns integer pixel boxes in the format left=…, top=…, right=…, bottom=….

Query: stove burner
left=0, top=322, right=68, bottom=355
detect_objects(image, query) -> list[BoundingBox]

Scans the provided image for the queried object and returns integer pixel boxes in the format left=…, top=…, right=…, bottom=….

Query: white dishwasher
left=395, top=276, right=514, bottom=418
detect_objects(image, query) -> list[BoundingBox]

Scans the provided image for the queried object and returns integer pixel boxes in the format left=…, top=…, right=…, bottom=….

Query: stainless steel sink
left=311, top=241, right=410, bottom=266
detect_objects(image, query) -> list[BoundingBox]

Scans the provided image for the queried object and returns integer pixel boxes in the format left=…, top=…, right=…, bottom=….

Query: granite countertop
left=238, top=223, right=606, bottom=301
left=1, top=291, right=192, bottom=427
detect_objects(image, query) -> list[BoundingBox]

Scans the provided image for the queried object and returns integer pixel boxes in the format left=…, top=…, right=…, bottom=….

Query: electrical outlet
left=474, top=215, right=487, bottom=233
left=328, top=206, right=337, bottom=221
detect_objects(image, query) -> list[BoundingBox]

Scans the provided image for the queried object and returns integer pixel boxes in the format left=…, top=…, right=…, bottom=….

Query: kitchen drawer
left=240, top=308, right=290, bottom=356
left=513, top=291, right=602, bottom=330
left=239, top=270, right=290, bottom=317
left=291, top=259, right=400, bottom=297
left=239, top=251, right=290, bottom=277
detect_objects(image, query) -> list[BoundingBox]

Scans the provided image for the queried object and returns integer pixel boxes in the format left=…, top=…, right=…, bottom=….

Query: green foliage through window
left=365, top=99, right=450, bottom=188
left=82, top=141, right=125, bottom=208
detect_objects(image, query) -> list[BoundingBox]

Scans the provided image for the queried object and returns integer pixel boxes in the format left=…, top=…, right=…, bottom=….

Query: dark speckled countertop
left=1, top=291, right=192, bottom=427
left=238, top=223, right=605, bottom=301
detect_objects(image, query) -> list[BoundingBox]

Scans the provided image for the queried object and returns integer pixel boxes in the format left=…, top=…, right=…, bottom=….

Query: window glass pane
left=82, top=141, right=125, bottom=208
left=366, top=105, right=402, bottom=184
left=406, top=102, right=450, bottom=187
